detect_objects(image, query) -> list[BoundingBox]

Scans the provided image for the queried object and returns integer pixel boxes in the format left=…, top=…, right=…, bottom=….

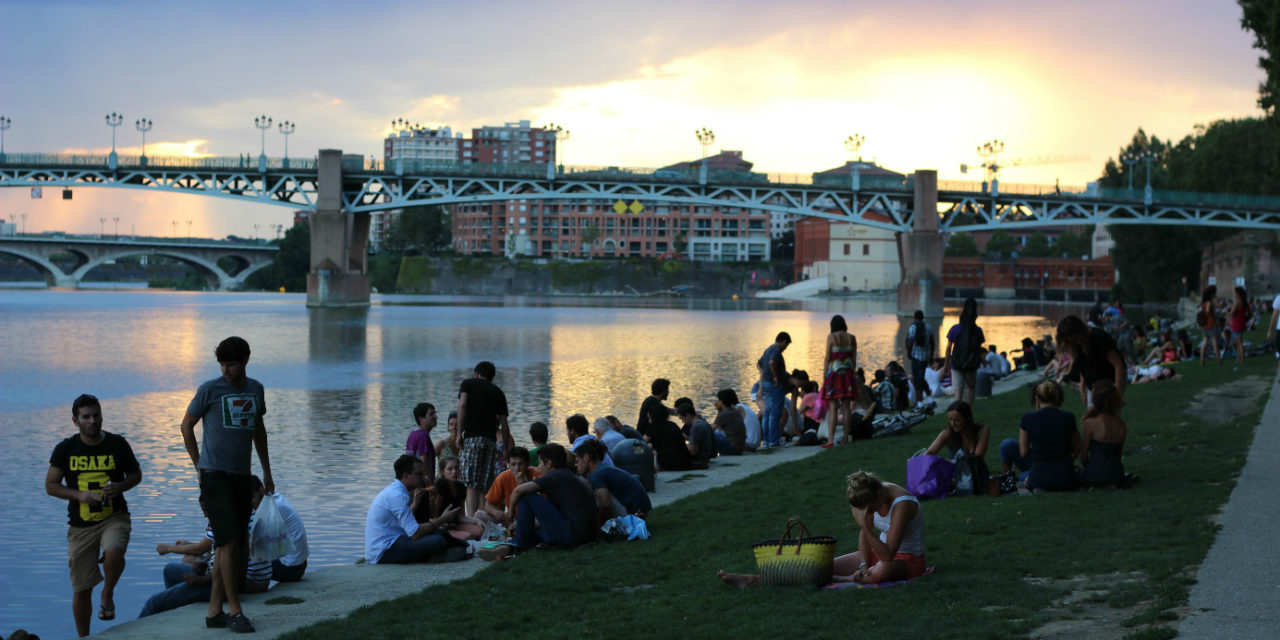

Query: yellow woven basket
left=751, top=518, right=837, bottom=587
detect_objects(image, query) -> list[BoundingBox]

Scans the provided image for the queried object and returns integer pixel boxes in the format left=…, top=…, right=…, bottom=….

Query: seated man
left=594, top=417, right=625, bottom=449
left=364, top=455, right=467, bottom=565
left=567, top=414, right=614, bottom=467
left=575, top=439, right=651, bottom=522
left=481, top=444, right=597, bottom=560
left=645, top=415, right=694, bottom=472
left=249, top=476, right=308, bottom=582
left=981, top=345, right=1006, bottom=380
left=482, top=446, right=541, bottom=526
left=712, top=388, right=746, bottom=456
left=607, top=415, right=644, bottom=442
left=140, top=506, right=269, bottom=618
left=676, top=403, right=715, bottom=469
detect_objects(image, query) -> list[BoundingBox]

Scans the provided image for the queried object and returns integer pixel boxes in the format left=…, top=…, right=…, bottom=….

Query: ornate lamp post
left=253, top=223, right=260, bottom=241
left=20, top=213, right=27, bottom=235
left=1120, top=151, right=1139, bottom=191
left=278, top=120, right=295, bottom=168
left=844, top=134, right=865, bottom=190
left=1140, top=148, right=1157, bottom=205
left=696, top=127, right=716, bottom=161
left=113, top=217, right=120, bottom=240
left=171, top=220, right=177, bottom=239
left=546, top=123, right=569, bottom=172
left=254, top=114, right=272, bottom=172
left=186, top=220, right=193, bottom=240
left=0, top=115, right=11, bottom=163
left=99, top=217, right=105, bottom=238
left=977, top=139, right=1004, bottom=196
left=105, top=112, right=123, bottom=170
left=135, top=118, right=152, bottom=166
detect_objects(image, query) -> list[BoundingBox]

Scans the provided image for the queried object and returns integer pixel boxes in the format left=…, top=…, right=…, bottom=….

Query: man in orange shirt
left=482, top=446, right=540, bottom=525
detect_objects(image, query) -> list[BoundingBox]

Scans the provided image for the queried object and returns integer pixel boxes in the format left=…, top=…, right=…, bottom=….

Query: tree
left=673, top=232, right=689, bottom=256
left=579, top=221, right=601, bottom=257
left=1241, top=0, right=1280, bottom=118
left=771, top=230, right=794, bottom=261
left=244, top=222, right=310, bottom=291
left=945, top=231, right=978, bottom=257
left=985, top=229, right=1017, bottom=258
left=1056, top=228, right=1091, bottom=259
left=381, top=205, right=451, bottom=256
left=1022, top=232, right=1052, bottom=258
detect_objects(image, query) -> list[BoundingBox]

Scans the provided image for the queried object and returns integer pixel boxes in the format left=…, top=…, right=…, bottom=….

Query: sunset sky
left=0, top=0, right=1266, bottom=238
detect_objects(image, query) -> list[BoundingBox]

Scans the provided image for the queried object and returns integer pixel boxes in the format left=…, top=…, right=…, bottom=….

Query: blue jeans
left=999, top=438, right=1030, bottom=477
left=138, top=563, right=211, bottom=618
left=514, top=494, right=574, bottom=549
left=272, top=559, right=306, bottom=582
left=378, top=533, right=449, bottom=564
left=760, top=379, right=787, bottom=446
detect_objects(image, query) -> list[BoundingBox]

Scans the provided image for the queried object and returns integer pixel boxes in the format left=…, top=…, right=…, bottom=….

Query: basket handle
left=775, top=517, right=811, bottom=556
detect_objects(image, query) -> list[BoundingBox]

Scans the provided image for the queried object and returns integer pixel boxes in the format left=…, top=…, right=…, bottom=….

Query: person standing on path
left=1268, top=290, right=1280, bottom=358
left=46, top=394, right=142, bottom=637
left=944, top=298, right=986, bottom=405
left=179, top=336, right=273, bottom=633
left=824, top=315, right=858, bottom=445
left=454, top=360, right=512, bottom=518
left=1199, top=285, right=1224, bottom=367
left=758, top=332, right=792, bottom=448
left=904, top=310, right=934, bottom=406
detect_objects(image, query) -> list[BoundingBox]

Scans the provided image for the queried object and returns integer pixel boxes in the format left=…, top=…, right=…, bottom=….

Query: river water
left=0, top=290, right=1085, bottom=638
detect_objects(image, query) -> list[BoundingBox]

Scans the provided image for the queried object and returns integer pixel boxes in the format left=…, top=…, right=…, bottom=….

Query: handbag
left=951, top=453, right=989, bottom=497
left=249, top=494, right=295, bottom=562
left=751, top=518, right=837, bottom=587
left=906, top=453, right=954, bottom=500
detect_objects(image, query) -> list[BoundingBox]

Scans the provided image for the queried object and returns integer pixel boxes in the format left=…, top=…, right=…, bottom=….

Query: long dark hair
left=945, top=400, right=983, bottom=452
left=830, top=314, right=848, bottom=333
left=959, top=297, right=978, bottom=326
left=1202, top=285, right=1217, bottom=303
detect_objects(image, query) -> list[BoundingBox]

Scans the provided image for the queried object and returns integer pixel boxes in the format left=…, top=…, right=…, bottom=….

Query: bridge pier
left=307, top=149, right=371, bottom=308
left=897, top=170, right=944, bottom=317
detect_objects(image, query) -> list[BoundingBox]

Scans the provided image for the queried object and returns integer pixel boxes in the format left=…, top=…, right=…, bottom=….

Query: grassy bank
left=285, top=337, right=1275, bottom=640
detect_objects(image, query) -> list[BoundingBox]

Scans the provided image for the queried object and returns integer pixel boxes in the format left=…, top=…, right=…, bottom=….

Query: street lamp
left=254, top=114, right=272, bottom=172
left=977, top=139, right=1004, bottom=195
left=187, top=220, right=192, bottom=240
left=1139, top=148, right=1157, bottom=205
left=99, top=217, right=105, bottom=238
left=546, top=123, right=569, bottom=171
left=105, top=112, right=123, bottom=170
left=171, top=220, right=177, bottom=239
left=696, top=127, right=716, bottom=160
left=1120, top=151, right=1139, bottom=191
left=135, top=118, right=152, bottom=166
left=113, top=217, right=120, bottom=240
left=278, top=120, right=295, bottom=168
left=0, top=115, right=11, bottom=163
left=20, top=213, right=27, bottom=235
left=253, top=223, right=260, bottom=240
left=844, top=134, right=865, bottom=190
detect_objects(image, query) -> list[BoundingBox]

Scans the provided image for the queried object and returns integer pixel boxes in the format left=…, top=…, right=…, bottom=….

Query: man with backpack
left=904, top=310, right=935, bottom=406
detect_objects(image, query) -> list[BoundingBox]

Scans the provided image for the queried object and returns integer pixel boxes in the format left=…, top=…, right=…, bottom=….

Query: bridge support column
left=307, top=149, right=371, bottom=308
left=897, top=169, right=944, bottom=317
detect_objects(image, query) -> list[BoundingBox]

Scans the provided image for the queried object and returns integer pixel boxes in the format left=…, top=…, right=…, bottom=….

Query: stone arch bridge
left=0, top=236, right=277, bottom=289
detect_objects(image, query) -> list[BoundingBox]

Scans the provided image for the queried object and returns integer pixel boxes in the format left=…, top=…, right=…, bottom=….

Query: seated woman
left=434, top=411, right=460, bottom=460
left=1175, top=329, right=1196, bottom=361
left=1079, top=380, right=1128, bottom=489
left=1140, top=331, right=1178, bottom=366
left=923, top=400, right=990, bottom=493
left=999, top=380, right=1079, bottom=492
left=716, top=470, right=925, bottom=587
left=430, top=455, right=486, bottom=540
left=798, top=380, right=824, bottom=432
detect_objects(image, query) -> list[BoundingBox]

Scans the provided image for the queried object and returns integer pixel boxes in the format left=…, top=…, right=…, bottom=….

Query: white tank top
left=873, top=494, right=925, bottom=556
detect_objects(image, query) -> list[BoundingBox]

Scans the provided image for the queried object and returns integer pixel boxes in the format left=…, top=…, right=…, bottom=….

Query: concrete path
left=1178, top=364, right=1280, bottom=639
left=98, top=444, right=826, bottom=639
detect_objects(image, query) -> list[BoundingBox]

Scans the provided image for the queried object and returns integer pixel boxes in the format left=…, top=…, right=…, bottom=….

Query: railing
left=0, top=152, right=318, bottom=171
left=0, top=233, right=275, bottom=248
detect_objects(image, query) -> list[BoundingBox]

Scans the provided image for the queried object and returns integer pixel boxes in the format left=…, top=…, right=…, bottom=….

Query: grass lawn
left=284, top=336, right=1276, bottom=640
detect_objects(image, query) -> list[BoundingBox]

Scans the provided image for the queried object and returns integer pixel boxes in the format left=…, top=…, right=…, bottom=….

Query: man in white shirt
left=981, top=345, right=1006, bottom=379
left=364, top=455, right=466, bottom=564
left=249, top=477, right=308, bottom=582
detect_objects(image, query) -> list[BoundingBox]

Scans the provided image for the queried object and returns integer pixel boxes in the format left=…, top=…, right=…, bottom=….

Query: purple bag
left=907, top=455, right=955, bottom=500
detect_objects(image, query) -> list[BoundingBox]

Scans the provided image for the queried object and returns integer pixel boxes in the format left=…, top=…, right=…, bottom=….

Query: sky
left=0, top=0, right=1266, bottom=239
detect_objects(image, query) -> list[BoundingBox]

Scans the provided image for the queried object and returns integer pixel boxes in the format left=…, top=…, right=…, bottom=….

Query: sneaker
left=478, top=543, right=515, bottom=562
left=205, top=612, right=229, bottom=629
left=227, top=612, right=255, bottom=634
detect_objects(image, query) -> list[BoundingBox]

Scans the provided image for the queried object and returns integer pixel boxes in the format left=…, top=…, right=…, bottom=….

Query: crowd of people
left=39, top=291, right=1280, bottom=637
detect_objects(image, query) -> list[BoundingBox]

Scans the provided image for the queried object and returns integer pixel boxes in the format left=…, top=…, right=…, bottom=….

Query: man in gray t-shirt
left=179, top=336, right=272, bottom=634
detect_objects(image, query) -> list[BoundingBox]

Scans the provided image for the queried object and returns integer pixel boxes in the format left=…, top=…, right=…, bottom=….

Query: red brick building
left=942, top=256, right=1116, bottom=300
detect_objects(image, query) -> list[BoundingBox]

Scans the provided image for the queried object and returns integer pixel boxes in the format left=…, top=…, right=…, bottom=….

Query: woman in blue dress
left=999, top=379, right=1079, bottom=492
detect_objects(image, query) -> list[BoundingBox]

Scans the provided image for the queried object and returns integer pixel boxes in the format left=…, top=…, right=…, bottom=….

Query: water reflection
left=0, top=290, right=1091, bottom=639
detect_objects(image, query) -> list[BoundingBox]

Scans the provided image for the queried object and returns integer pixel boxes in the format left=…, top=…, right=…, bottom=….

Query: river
left=0, top=290, right=1087, bottom=638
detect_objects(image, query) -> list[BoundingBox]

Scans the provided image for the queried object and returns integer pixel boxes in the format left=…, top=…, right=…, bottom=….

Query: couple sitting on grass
left=718, top=470, right=927, bottom=587
left=998, top=378, right=1129, bottom=491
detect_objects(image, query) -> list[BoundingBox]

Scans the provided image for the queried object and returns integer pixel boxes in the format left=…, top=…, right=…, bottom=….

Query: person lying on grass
left=716, top=470, right=926, bottom=587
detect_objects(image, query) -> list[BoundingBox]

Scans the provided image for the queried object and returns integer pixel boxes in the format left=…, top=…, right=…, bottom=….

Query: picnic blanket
left=821, top=566, right=935, bottom=589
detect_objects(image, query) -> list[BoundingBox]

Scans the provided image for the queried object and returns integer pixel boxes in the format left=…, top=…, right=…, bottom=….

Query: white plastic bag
left=250, top=494, right=295, bottom=562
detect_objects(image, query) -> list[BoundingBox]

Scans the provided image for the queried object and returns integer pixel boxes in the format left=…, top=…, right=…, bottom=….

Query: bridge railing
left=1, top=153, right=318, bottom=171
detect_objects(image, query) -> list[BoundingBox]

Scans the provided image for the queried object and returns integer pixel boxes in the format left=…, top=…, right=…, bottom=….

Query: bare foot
left=716, top=570, right=760, bottom=589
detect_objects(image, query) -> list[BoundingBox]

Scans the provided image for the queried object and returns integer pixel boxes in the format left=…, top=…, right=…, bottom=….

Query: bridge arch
left=70, top=249, right=236, bottom=290
left=0, top=245, right=75, bottom=287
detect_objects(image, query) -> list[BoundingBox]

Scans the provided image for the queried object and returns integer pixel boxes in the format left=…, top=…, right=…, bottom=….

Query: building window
left=843, top=243, right=851, bottom=256
left=862, top=244, right=869, bottom=256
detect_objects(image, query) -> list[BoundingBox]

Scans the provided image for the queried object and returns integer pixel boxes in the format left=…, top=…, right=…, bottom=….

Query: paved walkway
left=1177, top=364, right=1280, bottom=639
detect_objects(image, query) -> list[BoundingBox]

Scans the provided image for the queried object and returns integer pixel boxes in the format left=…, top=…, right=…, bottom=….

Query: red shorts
left=867, top=550, right=928, bottom=580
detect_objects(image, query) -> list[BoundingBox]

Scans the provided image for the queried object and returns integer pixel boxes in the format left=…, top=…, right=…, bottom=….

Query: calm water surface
left=0, top=290, right=1086, bottom=638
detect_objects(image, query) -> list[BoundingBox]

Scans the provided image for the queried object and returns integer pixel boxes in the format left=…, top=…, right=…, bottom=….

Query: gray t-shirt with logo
left=187, top=376, right=267, bottom=475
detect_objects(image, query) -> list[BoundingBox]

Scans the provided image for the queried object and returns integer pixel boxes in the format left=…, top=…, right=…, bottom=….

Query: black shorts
left=910, top=359, right=929, bottom=391
left=200, top=470, right=254, bottom=547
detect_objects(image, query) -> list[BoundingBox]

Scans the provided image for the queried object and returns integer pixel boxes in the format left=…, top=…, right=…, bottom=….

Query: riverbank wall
left=393, top=255, right=791, bottom=297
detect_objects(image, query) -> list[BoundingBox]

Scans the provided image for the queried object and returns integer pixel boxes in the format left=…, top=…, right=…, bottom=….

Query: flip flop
left=99, top=604, right=115, bottom=621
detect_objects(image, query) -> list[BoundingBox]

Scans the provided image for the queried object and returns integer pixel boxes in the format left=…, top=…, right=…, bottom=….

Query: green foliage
left=985, top=229, right=1017, bottom=257
left=281, top=347, right=1273, bottom=640
left=452, top=255, right=496, bottom=279
left=1241, top=0, right=1280, bottom=118
left=1056, top=228, right=1091, bottom=258
left=945, top=231, right=979, bottom=257
left=368, top=253, right=402, bottom=293
left=148, top=270, right=208, bottom=290
left=771, top=230, right=794, bottom=260
left=394, top=256, right=436, bottom=293
left=673, top=232, right=689, bottom=255
left=244, top=223, right=310, bottom=292
left=579, top=221, right=602, bottom=256
left=381, top=205, right=451, bottom=257
left=1022, top=231, right=1052, bottom=258
left=550, top=260, right=608, bottom=290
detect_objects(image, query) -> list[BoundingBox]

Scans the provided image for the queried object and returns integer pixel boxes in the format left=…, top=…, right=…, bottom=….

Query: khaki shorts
left=67, top=512, right=131, bottom=593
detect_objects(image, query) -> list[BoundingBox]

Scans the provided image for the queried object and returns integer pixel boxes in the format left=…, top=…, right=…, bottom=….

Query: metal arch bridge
left=4, top=152, right=1280, bottom=233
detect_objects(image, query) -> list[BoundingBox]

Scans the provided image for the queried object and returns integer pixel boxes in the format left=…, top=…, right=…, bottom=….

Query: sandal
left=98, top=604, right=115, bottom=621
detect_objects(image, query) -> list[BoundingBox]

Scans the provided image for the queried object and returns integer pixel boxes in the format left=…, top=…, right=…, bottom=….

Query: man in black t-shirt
left=455, top=361, right=512, bottom=518
left=481, top=444, right=597, bottom=560
left=45, top=394, right=142, bottom=637
left=637, top=378, right=675, bottom=437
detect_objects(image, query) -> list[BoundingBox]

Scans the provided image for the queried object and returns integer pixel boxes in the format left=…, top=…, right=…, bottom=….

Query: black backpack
left=912, top=320, right=929, bottom=347
left=952, top=324, right=983, bottom=371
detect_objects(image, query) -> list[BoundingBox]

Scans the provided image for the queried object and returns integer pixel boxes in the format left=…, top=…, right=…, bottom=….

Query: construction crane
left=960, top=140, right=1089, bottom=195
